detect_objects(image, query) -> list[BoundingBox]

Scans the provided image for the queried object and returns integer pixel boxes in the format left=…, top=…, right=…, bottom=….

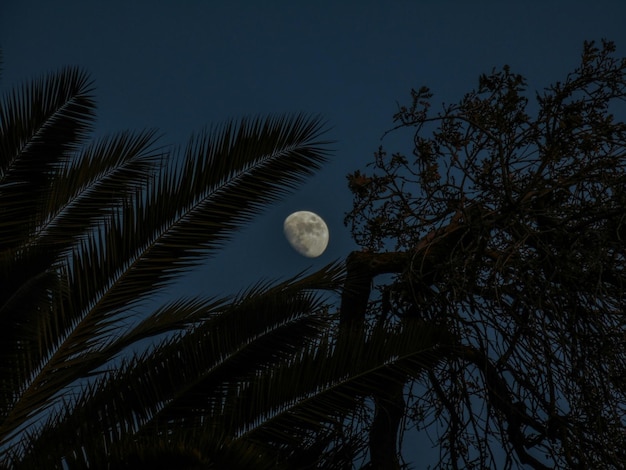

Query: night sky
left=2, top=1, right=626, bottom=466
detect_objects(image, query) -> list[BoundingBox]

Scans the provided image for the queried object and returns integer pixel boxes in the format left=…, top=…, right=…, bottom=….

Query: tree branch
left=340, top=245, right=555, bottom=470
left=340, top=250, right=407, bottom=325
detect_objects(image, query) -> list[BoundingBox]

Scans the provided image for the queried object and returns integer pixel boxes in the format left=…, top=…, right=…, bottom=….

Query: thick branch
left=339, top=250, right=407, bottom=325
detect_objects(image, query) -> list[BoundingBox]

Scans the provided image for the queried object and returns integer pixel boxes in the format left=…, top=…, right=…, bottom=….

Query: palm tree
left=0, top=62, right=332, bottom=466
left=0, top=62, right=446, bottom=469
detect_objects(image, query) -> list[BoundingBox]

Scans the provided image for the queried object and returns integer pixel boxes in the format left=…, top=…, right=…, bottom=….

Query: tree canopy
left=343, top=39, right=626, bottom=468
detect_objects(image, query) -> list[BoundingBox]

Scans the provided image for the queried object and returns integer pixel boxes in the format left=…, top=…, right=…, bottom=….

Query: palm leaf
left=234, top=319, right=449, bottom=454
left=9, top=263, right=344, bottom=466
left=0, top=67, right=95, bottom=249
left=35, top=129, right=164, bottom=250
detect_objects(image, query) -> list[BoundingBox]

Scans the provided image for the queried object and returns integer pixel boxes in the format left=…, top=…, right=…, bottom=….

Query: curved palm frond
left=9, top=262, right=344, bottom=467
left=235, top=319, right=450, bottom=465
left=0, top=67, right=95, bottom=249
left=36, top=129, right=164, bottom=249
left=12, top=280, right=448, bottom=469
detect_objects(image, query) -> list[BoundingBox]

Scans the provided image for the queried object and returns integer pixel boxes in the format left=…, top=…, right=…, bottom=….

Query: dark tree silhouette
left=0, top=58, right=347, bottom=468
left=343, top=40, right=626, bottom=469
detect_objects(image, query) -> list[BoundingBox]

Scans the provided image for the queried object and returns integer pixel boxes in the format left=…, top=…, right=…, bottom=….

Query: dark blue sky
left=2, top=1, right=626, bottom=466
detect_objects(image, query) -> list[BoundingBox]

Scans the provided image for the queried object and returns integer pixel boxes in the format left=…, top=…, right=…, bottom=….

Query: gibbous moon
left=283, top=211, right=329, bottom=258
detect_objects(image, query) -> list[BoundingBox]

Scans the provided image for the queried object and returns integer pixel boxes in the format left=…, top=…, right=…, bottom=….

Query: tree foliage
left=344, top=39, right=626, bottom=469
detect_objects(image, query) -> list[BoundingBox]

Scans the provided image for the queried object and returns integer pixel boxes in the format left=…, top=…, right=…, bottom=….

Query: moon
left=283, top=211, right=329, bottom=258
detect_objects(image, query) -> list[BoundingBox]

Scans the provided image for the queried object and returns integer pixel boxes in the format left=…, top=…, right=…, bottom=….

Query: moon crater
left=283, top=211, right=329, bottom=258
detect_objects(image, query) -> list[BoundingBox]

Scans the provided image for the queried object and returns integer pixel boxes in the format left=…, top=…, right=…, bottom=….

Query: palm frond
left=234, top=319, right=448, bottom=447
left=35, top=113, right=330, bottom=365
left=0, top=67, right=95, bottom=249
left=9, top=264, right=343, bottom=466
left=63, top=114, right=331, bottom=320
left=15, top=314, right=448, bottom=468
left=0, top=131, right=164, bottom=410
left=36, top=129, right=164, bottom=250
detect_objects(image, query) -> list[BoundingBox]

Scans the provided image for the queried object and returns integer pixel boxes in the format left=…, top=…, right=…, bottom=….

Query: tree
left=343, top=39, right=626, bottom=468
left=0, top=60, right=344, bottom=468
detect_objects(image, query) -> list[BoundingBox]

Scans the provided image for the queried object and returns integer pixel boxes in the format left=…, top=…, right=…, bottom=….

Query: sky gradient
left=2, top=1, right=626, bottom=466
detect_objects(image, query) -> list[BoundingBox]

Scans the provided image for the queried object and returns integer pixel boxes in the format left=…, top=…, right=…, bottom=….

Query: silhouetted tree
left=343, top=39, right=626, bottom=469
left=0, top=58, right=343, bottom=468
